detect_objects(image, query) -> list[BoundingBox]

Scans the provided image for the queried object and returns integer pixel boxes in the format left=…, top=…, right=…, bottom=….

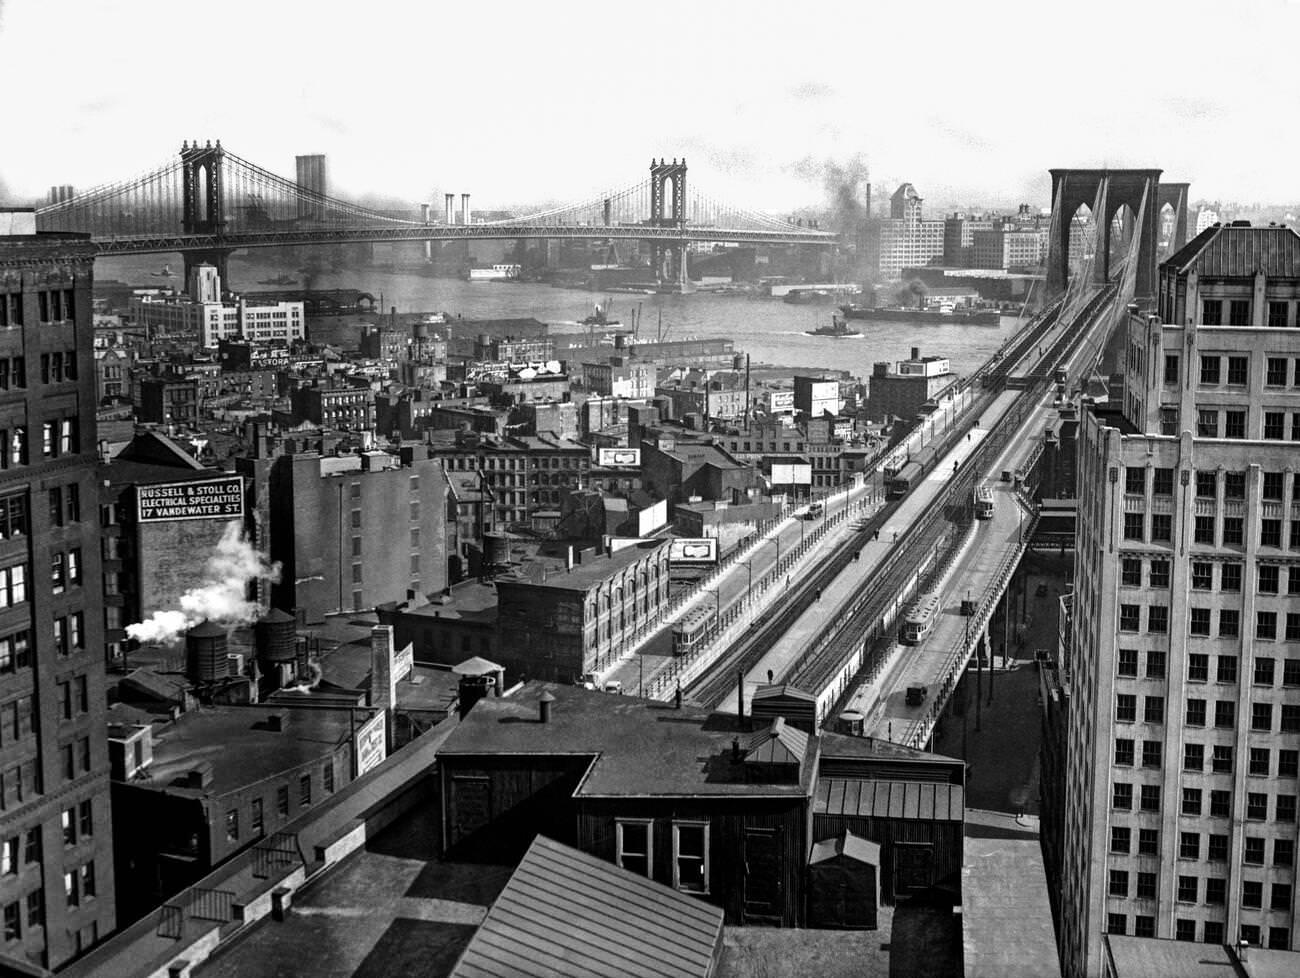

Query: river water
left=100, top=253, right=1020, bottom=381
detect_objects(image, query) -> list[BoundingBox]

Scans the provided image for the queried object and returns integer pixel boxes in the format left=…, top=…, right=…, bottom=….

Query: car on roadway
left=905, top=685, right=928, bottom=706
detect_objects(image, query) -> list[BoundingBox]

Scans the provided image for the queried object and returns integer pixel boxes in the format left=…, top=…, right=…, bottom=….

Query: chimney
left=566, top=545, right=574, bottom=572
left=731, top=737, right=742, bottom=762
left=368, top=627, right=397, bottom=754
left=444, top=193, right=455, bottom=225
left=911, top=346, right=920, bottom=361
left=539, top=689, right=555, bottom=723
left=420, top=202, right=431, bottom=224
left=461, top=193, right=471, bottom=225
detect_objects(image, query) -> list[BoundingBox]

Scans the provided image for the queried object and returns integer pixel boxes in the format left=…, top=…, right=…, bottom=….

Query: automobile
left=603, top=680, right=623, bottom=695
left=578, top=672, right=599, bottom=690
left=905, top=685, right=928, bottom=706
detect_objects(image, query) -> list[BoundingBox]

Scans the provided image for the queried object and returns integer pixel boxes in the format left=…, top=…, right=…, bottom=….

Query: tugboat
left=806, top=314, right=862, bottom=338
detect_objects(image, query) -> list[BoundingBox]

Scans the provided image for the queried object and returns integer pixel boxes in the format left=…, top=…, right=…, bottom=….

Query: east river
left=100, top=253, right=1019, bottom=381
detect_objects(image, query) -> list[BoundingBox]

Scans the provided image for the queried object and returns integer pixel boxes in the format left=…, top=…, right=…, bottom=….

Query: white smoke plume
left=126, top=522, right=281, bottom=646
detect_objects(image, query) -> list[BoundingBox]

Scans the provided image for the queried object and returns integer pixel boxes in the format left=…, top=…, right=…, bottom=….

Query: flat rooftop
left=1107, top=934, right=1300, bottom=977
left=439, top=682, right=815, bottom=798
left=142, top=703, right=358, bottom=798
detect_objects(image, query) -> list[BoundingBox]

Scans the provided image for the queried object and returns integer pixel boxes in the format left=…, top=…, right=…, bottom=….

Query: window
left=1201, top=355, right=1221, bottom=383
left=1175, top=919, right=1196, bottom=942
left=1122, top=558, right=1142, bottom=587
left=1289, top=613, right=1300, bottom=641
left=1204, top=922, right=1225, bottom=945
left=1249, top=748, right=1271, bottom=777
left=1205, top=877, right=1226, bottom=904
left=1260, top=564, right=1281, bottom=593
left=1120, top=604, right=1140, bottom=631
left=1107, top=913, right=1127, bottom=936
left=64, top=871, right=78, bottom=908
left=1115, top=738, right=1135, bottom=765
left=79, top=800, right=92, bottom=838
left=1266, top=411, right=1286, bottom=439
left=1229, top=300, right=1251, bottom=326
left=1222, top=561, right=1242, bottom=593
left=1138, top=828, right=1158, bottom=855
left=1250, top=701, right=1274, bottom=732
left=1140, top=784, right=1161, bottom=812
left=1184, top=743, right=1204, bottom=771
left=1148, top=606, right=1168, bottom=633
left=1196, top=471, right=1217, bottom=498
left=1177, top=875, right=1198, bottom=902
left=1179, top=832, right=1199, bottom=859
left=1280, top=795, right=1298, bottom=822
left=276, top=785, right=289, bottom=817
left=616, top=820, right=652, bottom=877
left=1227, top=354, right=1249, bottom=382
left=1188, top=654, right=1209, bottom=682
left=1190, top=609, right=1211, bottom=636
left=1150, top=560, right=1170, bottom=587
left=672, top=822, right=709, bottom=893
left=1193, top=563, right=1214, bottom=590
left=1224, top=410, right=1246, bottom=438
left=1123, top=513, right=1144, bottom=540
left=1164, top=354, right=1180, bottom=383
left=1270, top=926, right=1291, bottom=950
left=0, top=564, right=27, bottom=607
left=24, top=828, right=39, bottom=866
left=1209, top=749, right=1233, bottom=777
left=80, top=861, right=94, bottom=900
left=1142, top=741, right=1162, bottom=768
left=1116, top=694, right=1137, bottom=722
left=1258, top=611, right=1277, bottom=640
left=1136, top=873, right=1157, bottom=902
left=1111, top=826, right=1131, bottom=854
left=1146, top=651, right=1166, bottom=679
left=1214, top=701, right=1235, bottom=728
left=1187, top=698, right=1206, bottom=726
left=1281, top=750, right=1299, bottom=778
left=1211, top=790, right=1232, bottom=817
left=1284, top=704, right=1300, bottom=732
left=1217, top=655, right=1237, bottom=683
left=1151, top=514, right=1172, bottom=541
left=1208, top=834, right=1228, bottom=861
left=225, top=809, right=239, bottom=842
left=1220, top=610, right=1240, bottom=637
left=1269, top=301, right=1289, bottom=327
left=1224, top=517, right=1244, bottom=545
left=1245, top=836, right=1266, bottom=864
left=1262, top=519, right=1282, bottom=547
left=25, top=891, right=41, bottom=930
left=3, top=901, right=17, bottom=942
left=1194, top=517, right=1215, bottom=545
left=1248, top=793, right=1269, bottom=820
left=1109, top=869, right=1129, bottom=897
left=1118, top=648, right=1138, bottom=676
left=1287, top=659, right=1300, bottom=686
left=1243, top=880, right=1263, bottom=909
left=1276, top=839, right=1295, bottom=866
left=299, top=773, right=312, bottom=807
left=1125, top=467, right=1146, bottom=494
left=1144, top=696, right=1164, bottom=724
left=1182, top=788, right=1202, bottom=816
left=1202, top=301, right=1222, bottom=326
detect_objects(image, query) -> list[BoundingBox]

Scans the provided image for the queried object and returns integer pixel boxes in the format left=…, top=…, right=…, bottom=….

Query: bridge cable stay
left=480, top=180, right=651, bottom=228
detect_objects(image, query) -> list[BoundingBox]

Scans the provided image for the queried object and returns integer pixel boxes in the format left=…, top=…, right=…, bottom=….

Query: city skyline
left=1, top=0, right=1299, bottom=214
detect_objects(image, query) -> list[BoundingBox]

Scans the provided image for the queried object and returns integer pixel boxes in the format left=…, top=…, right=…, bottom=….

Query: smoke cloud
left=126, top=522, right=280, bottom=646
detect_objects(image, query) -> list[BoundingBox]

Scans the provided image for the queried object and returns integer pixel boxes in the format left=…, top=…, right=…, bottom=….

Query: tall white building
left=1061, top=224, right=1300, bottom=976
left=873, top=183, right=946, bottom=280
left=129, top=265, right=305, bottom=348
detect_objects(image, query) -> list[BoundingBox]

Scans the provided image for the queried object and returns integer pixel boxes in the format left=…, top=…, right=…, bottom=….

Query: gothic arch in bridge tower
left=1047, top=169, right=1162, bottom=301
left=1156, top=182, right=1190, bottom=259
left=181, top=140, right=225, bottom=235
left=649, top=158, right=689, bottom=288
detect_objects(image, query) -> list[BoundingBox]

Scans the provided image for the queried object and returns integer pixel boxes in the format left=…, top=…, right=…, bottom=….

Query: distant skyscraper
left=295, top=154, right=328, bottom=221
left=0, top=209, right=114, bottom=967
left=1060, top=223, right=1300, bottom=976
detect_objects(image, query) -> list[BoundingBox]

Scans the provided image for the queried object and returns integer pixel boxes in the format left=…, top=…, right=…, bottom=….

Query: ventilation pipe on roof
left=539, top=689, right=555, bottom=724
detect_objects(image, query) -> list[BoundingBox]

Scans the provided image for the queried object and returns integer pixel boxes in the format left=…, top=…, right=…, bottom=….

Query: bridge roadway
left=698, top=285, right=1114, bottom=727
left=846, top=287, right=1114, bottom=748
left=85, top=222, right=838, bottom=257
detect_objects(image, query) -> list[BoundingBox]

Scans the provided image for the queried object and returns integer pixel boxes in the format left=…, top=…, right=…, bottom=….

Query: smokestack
left=461, top=194, right=471, bottom=225
left=444, top=193, right=455, bottom=225
left=911, top=347, right=920, bottom=361
left=539, top=689, right=555, bottom=724
left=420, top=202, right=431, bottom=224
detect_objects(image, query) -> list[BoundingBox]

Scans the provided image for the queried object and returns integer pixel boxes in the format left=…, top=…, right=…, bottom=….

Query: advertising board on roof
left=668, top=537, right=718, bottom=564
left=597, top=447, right=641, bottom=467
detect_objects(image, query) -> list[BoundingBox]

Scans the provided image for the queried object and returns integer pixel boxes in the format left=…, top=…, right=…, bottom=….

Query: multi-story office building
left=873, top=184, right=946, bottom=280
left=129, top=265, right=304, bottom=349
left=1061, top=224, right=1300, bottom=976
left=0, top=210, right=114, bottom=967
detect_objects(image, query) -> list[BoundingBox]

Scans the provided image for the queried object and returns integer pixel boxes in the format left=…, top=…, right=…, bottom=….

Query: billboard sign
left=393, top=642, right=414, bottom=683
left=770, top=462, right=812, bottom=485
left=136, top=476, right=244, bottom=523
left=636, top=498, right=668, bottom=536
left=669, top=537, right=719, bottom=564
left=354, top=710, right=387, bottom=777
left=597, top=447, right=641, bottom=467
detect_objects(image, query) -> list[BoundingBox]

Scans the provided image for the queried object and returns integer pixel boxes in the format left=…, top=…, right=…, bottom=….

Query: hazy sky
left=1, top=0, right=1297, bottom=214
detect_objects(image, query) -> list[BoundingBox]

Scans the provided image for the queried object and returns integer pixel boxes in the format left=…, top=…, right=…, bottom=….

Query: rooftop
left=1105, top=934, right=1300, bottom=978
left=1165, top=222, right=1300, bottom=278
left=496, top=539, right=667, bottom=592
left=138, top=703, right=359, bottom=798
left=439, top=682, right=816, bottom=798
left=450, top=835, right=724, bottom=978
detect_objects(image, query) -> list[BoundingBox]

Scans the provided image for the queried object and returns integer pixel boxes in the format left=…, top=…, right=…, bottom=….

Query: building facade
left=0, top=212, right=114, bottom=967
left=1061, top=225, right=1300, bottom=977
left=129, top=266, right=304, bottom=349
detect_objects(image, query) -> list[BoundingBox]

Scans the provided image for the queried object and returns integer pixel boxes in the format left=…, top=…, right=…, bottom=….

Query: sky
left=1, top=0, right=1298, bottom=215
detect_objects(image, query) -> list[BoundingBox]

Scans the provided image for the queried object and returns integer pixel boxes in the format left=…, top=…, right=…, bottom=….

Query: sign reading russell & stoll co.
left=136, top=476, right=244, bottom=523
